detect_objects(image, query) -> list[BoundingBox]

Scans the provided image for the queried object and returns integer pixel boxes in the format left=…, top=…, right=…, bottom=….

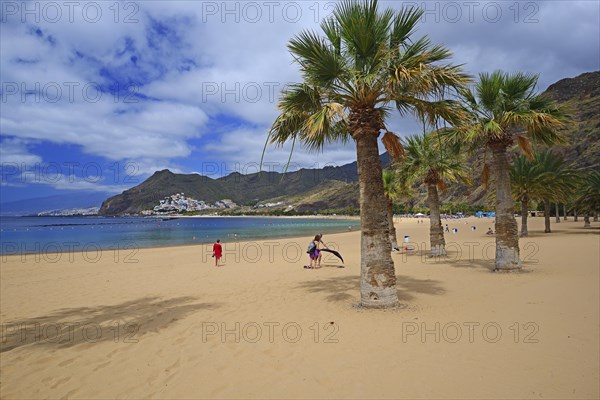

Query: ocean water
left=0, top=216, right=360, bottom=255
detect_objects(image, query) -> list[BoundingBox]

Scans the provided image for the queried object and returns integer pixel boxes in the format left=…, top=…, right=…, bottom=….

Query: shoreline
left=3, top=214, right=361, bottom=219
left=0, top=222, right=361, bottom=258
left=1, top=215, right=585, bottom=258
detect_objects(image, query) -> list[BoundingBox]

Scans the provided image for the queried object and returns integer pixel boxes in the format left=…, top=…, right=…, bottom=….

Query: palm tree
left=574, top=170, right=600, bottom=228
left=450, top=71, right=565, bottom=270
left=510, top=150, right=576, bottom=236
left=382, top=170, right=400, bottom=250
left=534, top=151, right=578, bottom=233
left=510, top=154, right=546, bottom=237
left=264, top=0, right=469, bottom=307
left=400, top=132, right=469, bottom=256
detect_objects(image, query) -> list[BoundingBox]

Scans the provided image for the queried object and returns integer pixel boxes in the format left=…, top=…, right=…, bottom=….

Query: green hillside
left=100, top=170, right=227, bottom=215
left=99, top=71, right=598, bottom=216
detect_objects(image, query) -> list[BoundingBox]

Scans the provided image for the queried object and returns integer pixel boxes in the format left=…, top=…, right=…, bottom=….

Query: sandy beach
left=1, top=216, right=598, bottom=399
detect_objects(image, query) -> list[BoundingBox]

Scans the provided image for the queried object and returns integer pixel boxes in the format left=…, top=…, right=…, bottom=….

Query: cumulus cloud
left=0, top=137, right=42, bottom=164
left=0, top=0, right=598, bottom=190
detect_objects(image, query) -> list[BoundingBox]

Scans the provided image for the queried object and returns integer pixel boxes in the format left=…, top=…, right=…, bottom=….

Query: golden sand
left=1, top=217, right=598, bottom=399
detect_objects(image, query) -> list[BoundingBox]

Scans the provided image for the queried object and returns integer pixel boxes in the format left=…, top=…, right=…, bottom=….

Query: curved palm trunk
left=563, top=204, right=567, bottom=221
left=543, top=198, right=552, bottom=233
left=584, top=214, right=591, bottom=228
left=355, top=133, right=398, bottom=308
left=426, top=183, right=446, bottom=256
left=387, top=199, right=399, bottom=250
left=490, top=147, right=520, bottom=270
left=520, top=196, right=529, bottom=237
left=555, top=203, right=560, bottom=223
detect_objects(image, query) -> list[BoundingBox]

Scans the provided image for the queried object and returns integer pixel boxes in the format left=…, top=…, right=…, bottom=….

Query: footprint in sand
left=164, top=359, right=180, bottom=374
left=58, top=358, right=75, bottom=367
left=60, top=388, right=79, bottom=400
left=50, top=376, right=71, bottom=389
left=106, top=348, right=120, bottom=358
left=93, top=361, right=111, bottom=371
left=164, top=360, right=181, bottom=384
left=174, top=336, right=186, bottom=345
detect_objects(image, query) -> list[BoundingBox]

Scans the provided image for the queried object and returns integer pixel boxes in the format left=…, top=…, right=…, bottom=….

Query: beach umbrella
left=320, top=248, right=344, bottom=263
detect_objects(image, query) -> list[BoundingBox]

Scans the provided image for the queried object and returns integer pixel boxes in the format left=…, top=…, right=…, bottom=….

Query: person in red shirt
left=213, top=239, right=223, bottom=266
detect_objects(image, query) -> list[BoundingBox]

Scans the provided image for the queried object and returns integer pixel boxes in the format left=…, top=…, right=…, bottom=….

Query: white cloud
left=0, top=0, right=598, bottom=182
left=17, top=170, right=129, bottom=193
left=0, top=137, right=42, bottom=164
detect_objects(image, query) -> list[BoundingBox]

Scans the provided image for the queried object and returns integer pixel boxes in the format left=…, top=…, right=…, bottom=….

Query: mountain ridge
left=99, top=71, right=599, bottom=216
left=99, top=154, right=389, bottom=215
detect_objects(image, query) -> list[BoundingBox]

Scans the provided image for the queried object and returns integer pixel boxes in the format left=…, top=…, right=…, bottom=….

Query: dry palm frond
left=482, top=162, right=490, bottom=189
left=382, top=131, right=404, bottom=160
left=516, top=135, right=534, bottom=160
left=437, top=179, right=447, bottom=192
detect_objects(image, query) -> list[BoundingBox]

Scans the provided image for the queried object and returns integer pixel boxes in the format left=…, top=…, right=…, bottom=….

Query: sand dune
left=1, top=217, right=598, bottom=399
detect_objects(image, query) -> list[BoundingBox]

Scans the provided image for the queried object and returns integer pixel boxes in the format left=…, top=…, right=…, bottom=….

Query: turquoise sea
left=0, top=216, right=360, bottom=255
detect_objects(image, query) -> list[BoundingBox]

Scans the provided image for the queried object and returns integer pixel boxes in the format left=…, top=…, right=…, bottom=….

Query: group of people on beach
left=212, top=223, right=496, bottom=268
left=212, top=220, right=497, bottom=268
left=211, top=234, right=333, bottom=269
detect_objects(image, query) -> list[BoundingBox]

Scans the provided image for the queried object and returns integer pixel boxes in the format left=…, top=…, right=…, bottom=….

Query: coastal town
left=140, top=193, right=294, bottom=215
left=140, top=193, right=238, bottom=215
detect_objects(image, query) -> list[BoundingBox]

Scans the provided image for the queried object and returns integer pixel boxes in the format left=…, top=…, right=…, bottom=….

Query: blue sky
left=1, top=0, right=599, bottom=204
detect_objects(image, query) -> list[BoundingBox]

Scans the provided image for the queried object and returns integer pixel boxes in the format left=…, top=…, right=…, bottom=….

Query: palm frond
left=516, top=135, right=534, bottom=160
left=381, top=131, right=404, bottom=159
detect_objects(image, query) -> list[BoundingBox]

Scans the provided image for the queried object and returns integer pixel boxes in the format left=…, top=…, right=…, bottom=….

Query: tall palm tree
left=382, top=170, right=400, bottom=250
left=535, top=151, right=578, bottom=233
left=450, top=71, right=565, bottom=270
left=511, top=150, right=577, bottom=235
left=264, top=0, right=469, bottom=307
left=574, top=170, right=600, bottom=228
left=510, top=154, right=546, bottom=237
left=400, top=132, right=469, bottom=256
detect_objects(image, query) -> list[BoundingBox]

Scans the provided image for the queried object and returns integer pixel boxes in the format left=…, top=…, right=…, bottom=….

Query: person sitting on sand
left=213, top=239, right=223, bottom=266
left=486, top=228, right=494, bottom=235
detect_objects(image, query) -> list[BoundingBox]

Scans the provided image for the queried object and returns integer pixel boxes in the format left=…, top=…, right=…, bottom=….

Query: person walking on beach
left=305, top=234, right=329, bottom=269
left=305, top=235, right=320, bottom=269
left=213, top=239, right=223, bottom=267
left=315, top=233, right=331, bottom=267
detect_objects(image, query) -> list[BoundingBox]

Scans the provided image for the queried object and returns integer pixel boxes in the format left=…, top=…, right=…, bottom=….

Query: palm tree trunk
left=490, top=147, right=520, bottom=270
left=584, top=214, right=591, bottom=228
left=594, top=212, right=598, bottom=222
left=563, top=204, right=567, bottom=220
left=387, top=199, right=398, bottom=250
left=574, top=209, right=578, bottom=222
left=427, top=183, right=446, bottom=256
left=543, top=198, right=552, bottom=233
left=355, top=133, right=397, bottom=308
left=555, top=203, right=560, bottom=223
left=520, top=196, right=529, bottom=237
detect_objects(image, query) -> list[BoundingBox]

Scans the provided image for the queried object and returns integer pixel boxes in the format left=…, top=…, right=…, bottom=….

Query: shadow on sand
left=1, top=296, right=219, bottom=353
left=395, top=249, right=496, bottom=271
left=523, top=226, right=600, bottom=237
left=296, top=274, right=445, bottom=303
